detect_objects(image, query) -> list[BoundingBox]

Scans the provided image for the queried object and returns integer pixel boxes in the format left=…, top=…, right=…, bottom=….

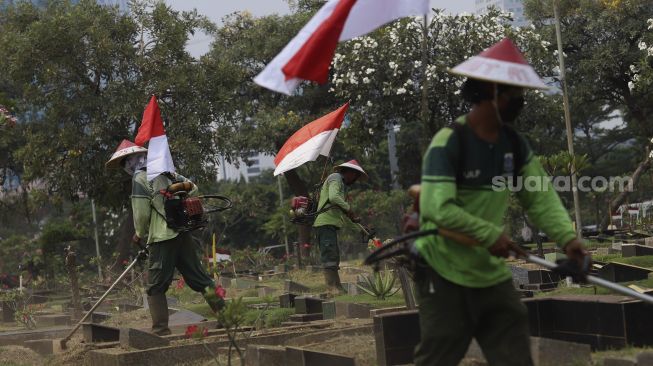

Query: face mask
left=498, top=96, right=525, bottom=123
left=123, top=154, right=146, bottom=176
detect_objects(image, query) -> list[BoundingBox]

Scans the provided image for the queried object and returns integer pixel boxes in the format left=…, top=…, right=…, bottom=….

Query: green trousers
left=146, top=231, right=214, bottom=296
left=315, top=225, right=340, bottom=269
left=413, top=264, right=533, bottom=366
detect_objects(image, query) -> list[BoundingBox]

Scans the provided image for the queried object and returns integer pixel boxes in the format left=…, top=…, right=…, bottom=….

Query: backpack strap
left=502, top=124, right=525, bottom=180
left=448, top=122, right=467, bottom=185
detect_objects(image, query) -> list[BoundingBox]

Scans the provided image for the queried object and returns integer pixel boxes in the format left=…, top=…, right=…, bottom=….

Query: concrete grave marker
left=245, top=344, right=286, bottom=366
left=258, top=286, right=276, bottom=297
left=622, top=244, right=653, bottom=257
left=597, top=262, right=651, bottom=283
left=82, top=323, right=120, bottom=343
left=374, top=310, right=421, bottom=366
left=335, top=302, right=372, bottom=319
left=285, top=346, right=355, bottom=366
left=280, top=293, right=298, bottom=308
left=294, top=296, right=323, bottom=314
left=120, top=327, right=170, bottom=350
left=34, top=314, right=70, bottom=327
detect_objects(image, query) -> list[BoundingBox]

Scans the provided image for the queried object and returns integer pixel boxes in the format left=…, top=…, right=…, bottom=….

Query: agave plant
left=356, top=270, right=400, bottom=300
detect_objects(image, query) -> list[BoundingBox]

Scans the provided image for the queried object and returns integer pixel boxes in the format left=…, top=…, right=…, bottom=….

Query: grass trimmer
left=364, top=228, right=653, bottom=305
left=59, top=242, right=150, bottom=350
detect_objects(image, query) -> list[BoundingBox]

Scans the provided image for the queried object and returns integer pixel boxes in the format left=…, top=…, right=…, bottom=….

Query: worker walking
left=313, top=160, right=367, bottom=293
left=106, top=140, right=224, bottom=335
left=413, top=38, right=589, bottom=365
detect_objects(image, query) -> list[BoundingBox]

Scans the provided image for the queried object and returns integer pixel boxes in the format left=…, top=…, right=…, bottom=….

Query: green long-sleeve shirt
left=131, top=170, right=198, bottom=244
left=313, top=173, right=351, bottom=229
left=415, top=117, right=576, bottom=288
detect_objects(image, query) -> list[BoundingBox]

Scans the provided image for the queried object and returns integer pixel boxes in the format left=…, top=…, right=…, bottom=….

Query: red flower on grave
left=373, top=239, right=382, bottom=248
left=214, top=285, right=226, bottom=299
left=175, top=277, right=185, bottom=290
left=302, top=243, right=311, bottom=249
left=122, top=259, right=129, bottom=265
left=202, top=327, right=209, bottom=337
left=185, top=325, right=198, bottom=338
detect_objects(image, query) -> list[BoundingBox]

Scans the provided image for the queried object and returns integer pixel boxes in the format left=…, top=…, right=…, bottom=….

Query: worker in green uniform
left=106, top=140, right=223, bottom=335
left=414, top=38, right=590, bottom=365
left=313, top=160, right=367, bottom=292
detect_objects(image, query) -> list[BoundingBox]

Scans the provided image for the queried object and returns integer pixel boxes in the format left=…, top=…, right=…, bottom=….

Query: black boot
left=147, top=293, right=171, bottom=336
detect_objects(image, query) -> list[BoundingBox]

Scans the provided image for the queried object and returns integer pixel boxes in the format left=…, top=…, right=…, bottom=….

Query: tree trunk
left=600, top=153, right=651, bottom=230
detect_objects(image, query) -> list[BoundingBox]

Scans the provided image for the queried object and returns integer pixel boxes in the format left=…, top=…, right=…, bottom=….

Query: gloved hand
left=347, top=210, right=361, bottom=223
left=553, top=239, right=591, bottom=283
left=488, top=233, right=527, bottom=258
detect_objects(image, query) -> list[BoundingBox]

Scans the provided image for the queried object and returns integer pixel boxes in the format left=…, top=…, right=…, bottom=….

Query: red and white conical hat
left=105, top=139, right=147, bottom=169
left=450, top=38, right=548, bottom=89
left=334, top=159, right=368, bottom=180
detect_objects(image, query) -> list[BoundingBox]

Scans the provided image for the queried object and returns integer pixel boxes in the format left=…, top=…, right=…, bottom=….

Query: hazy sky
left=165, top=0, right=475, bottom=56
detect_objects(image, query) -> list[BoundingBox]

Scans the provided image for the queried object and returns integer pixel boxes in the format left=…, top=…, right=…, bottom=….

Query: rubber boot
left=323, top=268, right=346, bottom=294
left=148, top=293, right=171, bottom=336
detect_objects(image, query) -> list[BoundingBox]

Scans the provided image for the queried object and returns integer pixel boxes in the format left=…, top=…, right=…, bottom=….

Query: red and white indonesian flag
left=274, top=102, right=349, bottom=176
left=254, top=0, right=429, bottom=95
left=450, top=38, right=549, bottom=90
left=135, top=96, right=175, bottom=181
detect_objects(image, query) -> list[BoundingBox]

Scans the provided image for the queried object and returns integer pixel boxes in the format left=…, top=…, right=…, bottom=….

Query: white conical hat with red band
left=334, top=159, right=368, bottom=181
left=105, top=139, right=147, bottom=169
left=450, top=38, right=549, bottom=90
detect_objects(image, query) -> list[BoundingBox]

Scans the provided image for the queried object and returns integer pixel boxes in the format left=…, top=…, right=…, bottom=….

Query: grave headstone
left=245, top=344, right=286, bottom=366
left=1, top=301, right=15, bottom=322
left=258, top=287, right=276, bottom=298
left=645, top=237, right=653, bottom=247
left=82, top=323, right=120, bottom=343
left=597, top=262, right=651, bottom=283
left=23, top=339, right=58, bottom=356
left=322, top=301, right=336, bottom=320
left=622, top=244, right=653, bottom=257
left=510, top=265, right=529, bottom=287
left=369, top=306, right=408, bottom=317
left=233, top=278, right=257, bottom=289
left=335, top=302, right=372, bottom=319
left=169, top=309, right=207, bottom=325
left=284, top=280, right=310, bottom=293
left=90, top=311, right=112, bottom=323
left=294, top=296, right=323, bottom=314
left=280, top=293, right=298, bottom=308
left=119, top=327, right=170, bottom=350
left=613, top=242, right=625, bottom=251
left=34, top=314, right=70, bottom=327
left=594, top=247, right=611, bottom=256
left=525, top=295, right=653, bottom=350
left=527, top=270, right=561, bottom=285
left=304, top=265, right=321, bottom=273
left=374, top=310, right=421, bottom=366
left=544, top=252, right=566, bottom=263
left=285, top=347, right=356, bottom=366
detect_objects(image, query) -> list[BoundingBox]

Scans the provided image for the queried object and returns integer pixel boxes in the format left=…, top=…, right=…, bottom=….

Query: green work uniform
left=313, top=173, right=350, bottom=269
left=131, top=170, right=215, bottom=296
left=414, top=116, right=576, bottom=365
